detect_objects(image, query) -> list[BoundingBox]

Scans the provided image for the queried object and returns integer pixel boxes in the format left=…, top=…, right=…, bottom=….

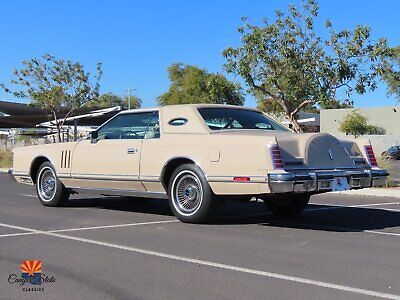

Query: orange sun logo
left=20, top=260, right=42, bottom=276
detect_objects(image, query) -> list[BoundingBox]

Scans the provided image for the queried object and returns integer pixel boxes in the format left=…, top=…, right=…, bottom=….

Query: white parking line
left=0, top=232, right=38, bottom=238
left=50, top=220, right=179, bottom=233
left=351, top=202, right=400, bottom=207
left=311, top=201, right=400, bottom=208
left=0, top=221, right=398, bottom=300
left=223, top=201, right=400, bottom=218
left=306, top=201, right=400, bottom=212
left=260, top=219, right=400, bottom=238
left=4, top=192, right=399, bottom=211
left=366, top=230, right=400, bottom=237
left=2, top=216, right=400, bottom=239
left=0, top=220, right=178, bottom=239
left=0, top=191, right=37, bottom=198
left=223, top=202, right=400, bottom=238
left=2, top=193, right=400, bottom=238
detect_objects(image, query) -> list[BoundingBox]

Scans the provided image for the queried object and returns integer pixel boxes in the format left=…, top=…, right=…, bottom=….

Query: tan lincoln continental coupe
left=12, top=104, right=388, bottom=223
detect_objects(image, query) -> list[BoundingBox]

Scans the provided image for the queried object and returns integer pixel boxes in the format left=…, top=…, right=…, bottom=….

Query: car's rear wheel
left=36, top=162, right=70, bottom=207
left=263, top=194, right=310, bottom=216
left=168, top=164, right=215, bottom=223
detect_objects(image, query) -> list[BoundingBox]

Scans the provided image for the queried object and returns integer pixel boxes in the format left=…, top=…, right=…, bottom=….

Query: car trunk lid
left=276, top=133, right=354, bottom=170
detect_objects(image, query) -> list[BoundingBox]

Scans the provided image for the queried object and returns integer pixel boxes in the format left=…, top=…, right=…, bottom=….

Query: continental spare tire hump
left=275, top=133, right=354, bottom=170
left=305, top=134, right=353, bottom=168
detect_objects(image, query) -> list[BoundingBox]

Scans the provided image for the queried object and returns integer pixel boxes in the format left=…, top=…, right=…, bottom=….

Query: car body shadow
left=66, top=196, right=400, bottom=232
left=67, top=196, right=173, bottom=216
left=213, top=203, right=400, bottom=232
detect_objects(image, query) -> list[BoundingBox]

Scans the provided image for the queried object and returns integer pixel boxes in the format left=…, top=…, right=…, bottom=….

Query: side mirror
left=91, top=131, right=98, bottom=143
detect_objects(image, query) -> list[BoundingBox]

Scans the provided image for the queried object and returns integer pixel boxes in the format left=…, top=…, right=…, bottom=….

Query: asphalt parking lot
left=1, top=173, right=400, bottom=300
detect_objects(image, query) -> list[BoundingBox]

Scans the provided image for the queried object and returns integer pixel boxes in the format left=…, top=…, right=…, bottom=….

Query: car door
left=139, top=111, right=164, bottom=193
left=69, top=112, right=155, bottom=192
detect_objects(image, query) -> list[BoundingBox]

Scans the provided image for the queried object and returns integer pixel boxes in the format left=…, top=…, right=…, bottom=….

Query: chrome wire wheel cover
left=172, top=170, right=203, bottom=216
left=38, top=167, right=57, bottom=202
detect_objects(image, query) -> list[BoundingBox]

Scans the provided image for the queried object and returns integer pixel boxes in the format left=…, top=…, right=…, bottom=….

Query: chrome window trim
left=94, top=109, right=159, bottom=132
left=94, top=110, right=161, bottom=141
left=197, top=107, right=290, bottom=132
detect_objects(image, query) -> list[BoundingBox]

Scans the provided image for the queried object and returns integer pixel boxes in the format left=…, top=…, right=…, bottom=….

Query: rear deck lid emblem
left=328, top=149, right=334, bottom=160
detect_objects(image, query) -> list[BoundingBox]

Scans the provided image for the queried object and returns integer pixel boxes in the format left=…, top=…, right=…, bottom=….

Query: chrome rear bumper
left=268, top=169, right=389, bottom=193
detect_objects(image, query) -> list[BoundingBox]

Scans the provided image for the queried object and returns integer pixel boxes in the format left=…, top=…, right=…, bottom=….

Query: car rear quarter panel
left=13, top=143, right=77, bottom=184
left=140, top=133, right=278, bottom=195
left=338, top=137, right=375, bottom=166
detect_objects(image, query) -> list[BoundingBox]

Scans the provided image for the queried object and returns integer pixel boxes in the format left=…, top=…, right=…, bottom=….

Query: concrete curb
left=336, top=188, right=400, bottom=198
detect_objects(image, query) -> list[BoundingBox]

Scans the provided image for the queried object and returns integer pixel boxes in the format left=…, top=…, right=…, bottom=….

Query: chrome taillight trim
left=270, top=144, right=283, bottom=169
left=364, top=145, right=378, bottom=167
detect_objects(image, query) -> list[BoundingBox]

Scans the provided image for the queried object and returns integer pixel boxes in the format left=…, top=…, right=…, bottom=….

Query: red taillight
left=270, top=144, right=284, bottom=169
left=233, top=177, right=250, bottom=182
left=364, top=145, right=378, bottom=167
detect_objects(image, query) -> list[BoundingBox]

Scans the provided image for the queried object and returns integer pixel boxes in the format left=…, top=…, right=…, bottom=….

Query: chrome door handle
left=127, top=148, right=137, bottom=154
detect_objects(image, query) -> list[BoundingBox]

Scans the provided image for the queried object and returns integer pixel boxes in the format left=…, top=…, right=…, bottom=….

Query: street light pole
left=125, top=88, right=136, bottom=110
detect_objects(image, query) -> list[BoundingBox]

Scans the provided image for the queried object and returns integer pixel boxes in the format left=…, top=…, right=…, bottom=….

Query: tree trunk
left=56, top=123, right=62, bottom=143
left=288, top=114, right=303, bottom=133
left=52, top=110, right=62, bottom=143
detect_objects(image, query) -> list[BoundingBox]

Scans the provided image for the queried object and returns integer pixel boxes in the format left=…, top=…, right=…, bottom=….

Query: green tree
left=0, top=148, right=12, bottom=168
left=1, top=54, right=102, bottom=142
left=256, top=97, right=352, bottom=115
left=158, top=63, right=244, bottom=106
left=339, top=110, right=370, bottom=138
left=122, top=96, right=141, bottom=110
left=90, top=93, right=141, bottom=110
left=319, top=100, right=353, bottom=110
left=223, top=0, right=399, bottom=132
left=382, top=46, right=400, bottom=99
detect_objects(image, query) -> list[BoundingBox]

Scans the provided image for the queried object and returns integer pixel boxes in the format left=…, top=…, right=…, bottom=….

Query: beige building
left=320, top=106, right=400, bottom=154
left=321, top=106, right=400, bottom=136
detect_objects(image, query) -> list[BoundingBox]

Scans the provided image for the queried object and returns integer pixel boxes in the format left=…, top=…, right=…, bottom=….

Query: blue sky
left=0, top=0, right=399, bottom=108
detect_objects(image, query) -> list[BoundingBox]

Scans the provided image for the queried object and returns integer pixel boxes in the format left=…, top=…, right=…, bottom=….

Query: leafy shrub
left=376, top=157, right=399, bottom=188
left=0, top=149, right=12, bottom=168
left=340, top=110, right=385, bottom=138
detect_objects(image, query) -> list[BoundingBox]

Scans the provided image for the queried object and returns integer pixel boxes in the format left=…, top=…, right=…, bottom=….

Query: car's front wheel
left=263, top=194, right=310, bottom=216
left=36, top=162, right=70, bottom=207
left=168, top=164, right=215, bottom=223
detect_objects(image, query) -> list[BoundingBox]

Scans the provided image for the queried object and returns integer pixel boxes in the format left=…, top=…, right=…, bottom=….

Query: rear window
left=198, top=108, right=288, bottom=131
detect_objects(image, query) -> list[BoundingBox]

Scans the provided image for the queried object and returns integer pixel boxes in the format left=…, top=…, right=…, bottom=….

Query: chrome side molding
left=66, top=186, right=168, bottom=199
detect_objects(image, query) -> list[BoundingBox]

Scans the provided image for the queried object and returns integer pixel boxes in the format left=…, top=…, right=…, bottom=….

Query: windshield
left=198, top=108, right=289, bottom=131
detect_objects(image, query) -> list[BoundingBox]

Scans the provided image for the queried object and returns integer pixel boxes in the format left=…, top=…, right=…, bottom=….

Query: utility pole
left=125, top=88, right=136, bottom=110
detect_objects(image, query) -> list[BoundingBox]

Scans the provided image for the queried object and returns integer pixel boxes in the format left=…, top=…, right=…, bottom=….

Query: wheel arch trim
left=160, top=156, right=207, bottom=190
left=29, top=156, right=56, bottom=182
